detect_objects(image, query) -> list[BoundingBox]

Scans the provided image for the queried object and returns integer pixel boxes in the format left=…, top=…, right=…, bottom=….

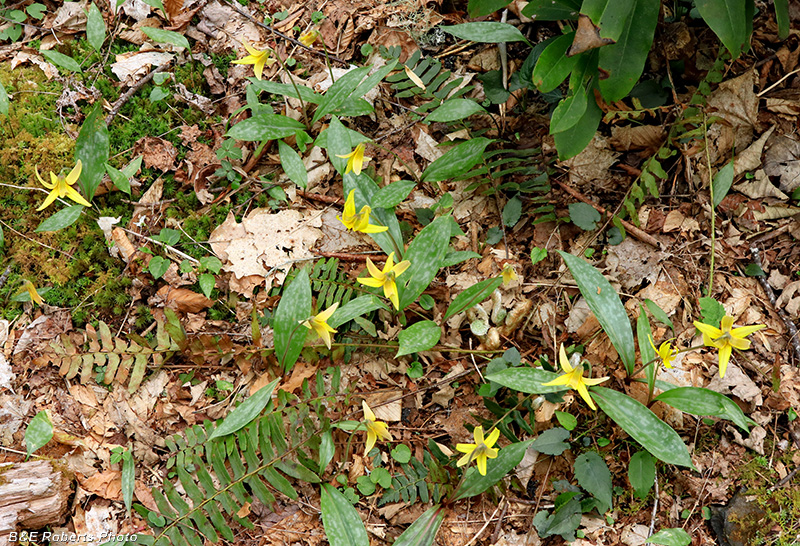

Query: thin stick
left=647, top=470, right=659, bottom=537
left=750, top=245, right=800, bottom=363
left=554, top=179, right=662, bottom=248
left=463, top=499, right=503, bottom=546
left=106, top=60, right=174, bottom=125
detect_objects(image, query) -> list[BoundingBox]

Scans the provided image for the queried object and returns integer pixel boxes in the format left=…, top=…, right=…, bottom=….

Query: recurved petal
left=576, top=382, right=597, bottom=410
left=371, top=420, right=393, bottom=441
left=362, top=400, right=376, bottom=421
left=558, top=344, right=574, bottom=373
left=484, top=428, right=500, bottom=448
left=66, top=160, right=82, bottom=185
left=392, top=260, right=411, bottom=277
left=541, top=374, right=572, bottom=387
left=344, top=190, right=357, bottom=217
left=485, top=446, right=499, bottom=459
left=358, top=277, right=384, bottom=288
left=693, top=321, right=722, bottom=345
left=720, top=315, right=735, bottom=332
left=731, top=324, right=765, bottom=338
left=729, top=336, right=751, bottom=351
left=36, top=189, right=58, bottom=211
left=316, top=302, right=339, bottom=322
left=365, top=257, right=383, bottom=280
left=384, top=280, right=400, bottom=309
left=456, top=443, right=476, bottom=454
left=718, top=344, right=733, bottom=378
left=361, top=223, right=389, bottom=233
left=473, top=426, right=485, bottom=445
left=582, top=375, right=609, bottom=386
left=476, top=454, right=488, bottom=475
left=64, top=185, right=92, bottom=207
left=253, top=56, right=266, bottom=80
left=456, top=452, right=473, bottom=467
left=316, top=324, right=333, bottom=349
left=365, top=429, right=377, bottom=454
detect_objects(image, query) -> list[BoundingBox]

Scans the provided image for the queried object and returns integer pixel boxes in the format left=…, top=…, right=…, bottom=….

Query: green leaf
left=421, top=138, right=492, bottom=183
left=531, top=427, right=570, bottom=455
left=591, top=387, right=695, bottom=468
left=550, top=87, right=588, bottom=134
left=453, top=440, right=534, bottom=500
left=554, top=411, right=577, bottom=431
left=25, top=410, right=53, bottom=457
left=485, top=367, right=563, bottom=394
left=467, top=0, right=512, bottom=17
left=532, top=33, right=578, bottom=93
left=372, top=179, right=415, bottom=209
left=320, top=484, right=369, bottom=546
left=574, top=452, right=612, bottom=513
left=278, top=140, right=308, bottom=188
left=744, top=263, right=765, bottom=277
left=441, top=250, right=481, bottom=268
left=521, top=0, right=580, bottom=20
left=654, top=387, right=754, bottom=431
left=712, top=161, right=734, bottom=208
left=0, top=81, right=9, bottom=116
left=122, top=155, right=143, bottom=178
left=86, top=3, right=106, bottom=52
left=142, top=0, right=165, bottom=13
left=426, top=99, right=486, bottom=122
left=391, top=444, right=412, bottom=464
left=399, top=216, right=451, bottom=308
left=35, top=205, right=83, bottom=232
left=312, top=66, right=371, bottom=124
left=775, top=0, right=789, bottom=40
left=227, top=113, right=306, bottom=142
left=0, top=223, right=4, bottom=249
left=558, top=251, right=635, bottom=374
left=26, top=3, right=47, bottom=19
left=76, top=103, right=109, bottom=200
left=628, top=450, right=655, bottom=499
left=597, top=0, right=660, bottom=102
left=695, top=0, right=748, bottom=58
left=329, top=295, right=385, bottom=328
left=249, top=79, right=320, bottom=103
left=148, top=256, right=170, bottom=279
left=199, top=273, right=215, bottom=298
left=140, top=27, right=191, bottom=50
left=40, top=49, right=82, bottom=73
left=397, top=321, right=441, bottom=357
left=273, top=268, right=311, bottom=372
left=442, top=22, right=529, bottom=44
left=646, top=528, right=692, bottom=546
left=552, top=90, right=602, bottom=160
left=444, top=277, right=503, bottom=321
left=698, top=297, right=726, bottom=327
left=319, top=430, right=335, bottom=471
left=122, top=450, right=135, bottom=513
left=644, top=299, right=674, bottom=331
left=393, top=505, right=445, bottom=546
left=637, top=306, right=657, bottom=396
left=105, top=163, right=131, bottom=195
left=208, top=378, right=279, bottom=440
left=569, top=202, right=602, bottom=230
left=502, top=196, right=522, bottom=227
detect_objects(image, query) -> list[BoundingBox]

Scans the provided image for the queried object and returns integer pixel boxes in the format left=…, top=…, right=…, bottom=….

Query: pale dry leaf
left=79, top=470, right=123, bottom=501
left=364, top=390, right=402, bottom=422
left=122, top=0, right=153, bottom=21
left=733, top=169, right=788, bottom=200
left=753, top=204, right=800, bottom=221
left=706, top=68, right=758, bottom=153
left=51, top=2, right=87, bottom=33
left=561, top=135, right=618, bottom=187
left=734, top=126, right=776, bottom=176
left=415, top=129, right=445, bottom=163
left=763, top=134, right=800, bottom=193
left=316, top=209, right=368, bottom=253
left=10, top=51, right=59, bottom=79
left=111, top=50, right=174, bottom=84
left=609, top=125, right=665, bottom=151
left=134, top=136, right=177, bottom=172
left=606, top=237, right=665, bottom=290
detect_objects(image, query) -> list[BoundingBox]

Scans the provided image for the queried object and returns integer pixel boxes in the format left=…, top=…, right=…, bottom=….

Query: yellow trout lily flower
left=542, top=344, right=609, bottom=410
left=456, top=426, right=500, bottom=476
left=336, top=143, right=370, bottom=176
left=232, top=41, right=275, bottom=80
left=357, top=252, right=410, bottom=310
left=301, top=302, right=338, bottom=349
left=299, top=29, right=320, bottom=47
left=35, top=160, right=91, bottom=211
left=362, top=400, right=392, bottom=454
left=502, top=263, right=518, bottom=286
left=339, top=190, right=388, bottom=234
left=693, top=316, right=765, bottom=378
left=20, top=280, right=44, bottom=305
left=649, top=336, right=677, bottom=369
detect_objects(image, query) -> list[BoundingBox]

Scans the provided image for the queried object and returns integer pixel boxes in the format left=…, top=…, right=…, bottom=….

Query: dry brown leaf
left=153, top=286, right=214, bottom=313
left=134, top=136, right=177, bottom=172
left=568, top=14, right=614, bottom=57
left=79, top=470, right=123, bottom=501
left=164, top=0, right=185, bottom=21
left=609, top=125, right=665, bottom=151
left=111, top=227, right=137, bottom=262
left=281, top=360, right=320, bottom=394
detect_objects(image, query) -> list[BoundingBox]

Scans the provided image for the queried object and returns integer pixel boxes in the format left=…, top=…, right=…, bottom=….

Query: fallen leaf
left=568, top=14, right=615, bottom=57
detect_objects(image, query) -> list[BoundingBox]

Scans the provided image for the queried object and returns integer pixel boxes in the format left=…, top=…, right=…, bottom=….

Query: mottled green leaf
left=397, top=320, right=441, bottom=357
left=25, top=410, right=53, bottom=457
left=320, top=484, right=369, bottom=546
left=453, top=440, right=533, bottom=500
left=36, top=205, right=83, bottom=232
left=140, top=26, right=190, bottom=49
left=76, top=103, right=109, bottom=200
left=273, top=268, right=311, bottom=372
left=278, top=140, right=308, bottom=188
left=442, top=22, right=529, bottom=44
left=574, top=452, right=612, bottom=512
left=86, top=3, right=106, bottom=52
left=208, top=378, right=279, bottom=440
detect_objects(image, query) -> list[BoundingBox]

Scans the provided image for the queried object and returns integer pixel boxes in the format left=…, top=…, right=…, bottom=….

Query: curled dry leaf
left=152, top=286, right=214, bottom=313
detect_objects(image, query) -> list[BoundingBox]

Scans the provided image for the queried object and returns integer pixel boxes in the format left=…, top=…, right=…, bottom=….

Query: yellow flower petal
left=362, top=400, right=376, bottom=422
left=64, top=185, right=92, bottom=207
left=66, top=160, right=82, bottom=185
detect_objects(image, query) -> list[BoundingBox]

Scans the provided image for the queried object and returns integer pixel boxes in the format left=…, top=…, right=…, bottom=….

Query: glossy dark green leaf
left=592, top=387, right=695, bottom=468
left=393, top=505, right=445, bottom=546
left=208, top=378, right=279, bottom=440
left=550, top=87, right=588, bottom=134
left=312, top=66, right=371, bottom=124
left=426, top=98, right=486, bottom=122
left=552, top=90, right=601, bottom=160
left=453, top=440, right=533, bottom=500
left=36, top=205, right=83, bottom=232
left=320, top=484, right=369, bottom=546
left=695, top=0, right=748, bottom=58
left=467, top=0, right=512, bottom=17
left=775, top=0, right=789, bottom=39
left=628, top=450, right=655, bottom=499
left=421, top=138, right=491, bottom=182
left=397, top=320, right=441, bottom=357
left=532, top=33, right=577, bottom=93
left=558, top=251, right=635, bottom=373
left=521, top=0, right=580, bottom=20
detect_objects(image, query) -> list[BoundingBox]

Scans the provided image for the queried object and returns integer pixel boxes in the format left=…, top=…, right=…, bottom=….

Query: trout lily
left=35, top=160, right=91, bottom=211
left=299, top=29, right=320, bottom=46
left=339, top=190, right=388, bottom=233
left=693, top=316, right=765, bottom=378
left=456, top=426, right=500, bottom=476
left=542, top=344, right=609, bottom=410
left=357, top=252, right=410, bottom=310
left=501, top=263, right=518, bottom=286
left=301, top=302, right=338, bottom=349
left=337, top=143, right=369, bottom=176
left=649, top=337, right=677, bottom=369
left=232, top=41, right=275, bottom=80
left=362, top=401, right=392, bottom=454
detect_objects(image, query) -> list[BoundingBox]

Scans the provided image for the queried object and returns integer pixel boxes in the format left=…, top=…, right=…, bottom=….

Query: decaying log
left=0, top=460, right=73, bottom=546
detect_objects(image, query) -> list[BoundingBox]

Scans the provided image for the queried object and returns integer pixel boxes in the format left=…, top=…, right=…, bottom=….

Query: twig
left=310, top=250, right=369, bottom=261
left=768, top=465, right=800, bottom=491
left=555, top=179, right=663, bottom=248
left=490, top=497, right=509, bottom=544
left=105, top=60, right=174, bottom=125
left=117, top=226, right=199, bottom=264
left=750, top=245, right=800, bottom=363
left=463, top=498, right=502, bottom=546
